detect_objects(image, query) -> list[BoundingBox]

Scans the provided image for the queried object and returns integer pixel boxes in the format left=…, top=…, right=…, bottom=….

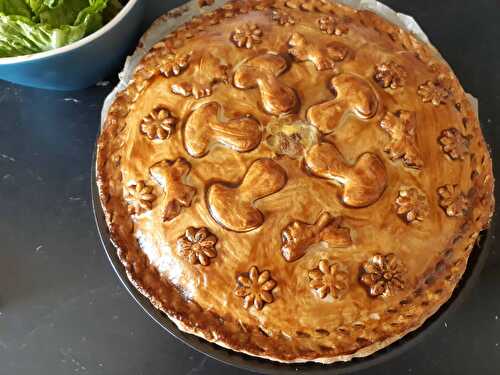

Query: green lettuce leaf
left=0, top=0, right=32, bottom=17
left=36, top=0, right=91, bottom=27
left=0, top=13, right=88, bottom=57
left=0, top=0, right=124, bottom=57
left=27, top=0, right=86, bottom=16
left=29, top=0, right=109, bottom=28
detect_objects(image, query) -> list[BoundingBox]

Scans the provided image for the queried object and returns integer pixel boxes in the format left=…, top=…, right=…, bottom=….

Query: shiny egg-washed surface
left=96, top=0, right=494, bottom=363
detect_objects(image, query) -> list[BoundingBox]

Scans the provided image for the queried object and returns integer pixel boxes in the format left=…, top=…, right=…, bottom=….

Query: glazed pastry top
left=96, top=0, right=494, bottom=363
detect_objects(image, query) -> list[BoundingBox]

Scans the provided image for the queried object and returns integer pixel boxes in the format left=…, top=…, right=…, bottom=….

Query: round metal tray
left=91, top=149, right=494, bottom=374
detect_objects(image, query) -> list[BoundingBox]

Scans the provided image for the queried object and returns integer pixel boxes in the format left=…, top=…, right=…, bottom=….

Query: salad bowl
left=0, top=0, right=144, bottom=90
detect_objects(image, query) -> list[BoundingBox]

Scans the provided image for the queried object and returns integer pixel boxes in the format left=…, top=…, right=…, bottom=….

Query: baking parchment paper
left=100, top=0, right=478, bottom=129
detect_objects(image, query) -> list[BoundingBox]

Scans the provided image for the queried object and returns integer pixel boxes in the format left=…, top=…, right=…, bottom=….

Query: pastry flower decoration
left=125, top=180, right=156, bottom=215
left=309, top=260, right=349, bottom=299
left=374, top=61, right=407, bottom=89
left=438, top=184, right=468, bottom=217
left=177, top=227, right=218, bottom=266
left=235, top=266, right=277, bottom=310
left=231, top=23, right=263, bottom=48
left=140, top=106, right=177, bottom=140
left=360, top=253, right=406, bottom=297
left=317, top=15, right=348, bottom=36
left=439, top=128, right=470, bottom=160
left=159, top=53, right=190, bottom=77
left=417, top=79, right=450, bottom=106
left=271, top=9, right=296, bottom=25
left=395, top=187, right=429, bottom=223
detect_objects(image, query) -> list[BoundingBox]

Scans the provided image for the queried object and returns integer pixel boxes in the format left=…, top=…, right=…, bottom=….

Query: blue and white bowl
left=0, top=0, right=144, bottom=91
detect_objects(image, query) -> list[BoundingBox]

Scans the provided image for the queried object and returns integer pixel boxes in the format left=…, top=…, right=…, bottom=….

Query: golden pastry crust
left=96, top=0, right=494, bottom=364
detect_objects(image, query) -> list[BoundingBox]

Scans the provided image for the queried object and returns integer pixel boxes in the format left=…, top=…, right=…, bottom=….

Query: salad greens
left=0, top=0, right=124, bottom=57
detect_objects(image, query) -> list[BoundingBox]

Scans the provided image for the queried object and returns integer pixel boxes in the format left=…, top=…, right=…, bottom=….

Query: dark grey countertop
left=1, top=1, right=499, bottom=374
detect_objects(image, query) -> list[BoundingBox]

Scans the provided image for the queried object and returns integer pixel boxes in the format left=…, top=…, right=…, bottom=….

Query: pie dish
left=96, top=0, right=494, bottom=364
